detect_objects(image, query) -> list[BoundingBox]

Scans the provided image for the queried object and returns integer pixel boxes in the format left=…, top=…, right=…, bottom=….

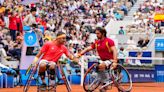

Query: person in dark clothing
left=137, top=37, right=144, bottom=47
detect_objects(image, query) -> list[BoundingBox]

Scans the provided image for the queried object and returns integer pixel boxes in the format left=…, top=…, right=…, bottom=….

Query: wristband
left=104, top=60, right=112, bottom=67
left=33, top=57, right=39, bottom=64
left=77, top=53, right=82, bottom=58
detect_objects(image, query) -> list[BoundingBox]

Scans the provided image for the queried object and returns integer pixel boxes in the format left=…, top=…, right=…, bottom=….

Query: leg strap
left=49, top=69, right=55, bottom=80
left=39, top=72, right=45, bottom=80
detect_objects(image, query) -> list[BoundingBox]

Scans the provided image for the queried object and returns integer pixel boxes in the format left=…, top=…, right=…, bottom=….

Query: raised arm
left=78, top=46, right=93, bottom=57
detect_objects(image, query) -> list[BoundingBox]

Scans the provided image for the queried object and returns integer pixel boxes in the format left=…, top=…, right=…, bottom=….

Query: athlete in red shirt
left=78, top=27, right=118, bottom=92
left=32, top=32, right=78, bottom=88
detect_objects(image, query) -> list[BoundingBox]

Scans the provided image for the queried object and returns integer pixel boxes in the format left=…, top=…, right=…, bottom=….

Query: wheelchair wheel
left=83, top=63, right=100, bottom=92
left=24, top=66, right=38, bottom=92
left=111, top=64, right=132, bottom=92
left=58, top=64, right=71, bottom=92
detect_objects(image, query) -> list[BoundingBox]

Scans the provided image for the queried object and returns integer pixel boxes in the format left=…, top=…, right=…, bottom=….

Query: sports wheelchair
left=83, top=62, right=132, bottom=92
left=23, top=61, right=71, bottom=92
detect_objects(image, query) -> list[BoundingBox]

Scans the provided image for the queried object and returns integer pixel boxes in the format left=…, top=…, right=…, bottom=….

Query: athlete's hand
left=111, top=62, right=118, bottom=70
left=32, top=61, right=37, bottom=67
left=73, top=57, right=79, bottom=63
left=98, top=63, right=106, bottom=71
left=32, top=57, right=39, bottom=66
left=76, top=53, right=82, bottom=58
left=31, top=60, right=38, bottom=67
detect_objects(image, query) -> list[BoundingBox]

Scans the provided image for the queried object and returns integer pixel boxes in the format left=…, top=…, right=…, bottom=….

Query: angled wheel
left=83, top=63, right=100, bottom=92
left=24, top=65, right=38, bottom=92
left=111, top=64, right=132, bottom=92
left=58, top=63, right=71, bottom=92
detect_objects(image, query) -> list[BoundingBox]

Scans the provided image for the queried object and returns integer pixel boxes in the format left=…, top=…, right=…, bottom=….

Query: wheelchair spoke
left=112, top=64, right=132, bottom=92
left=83, top=64, right=100, bottom=91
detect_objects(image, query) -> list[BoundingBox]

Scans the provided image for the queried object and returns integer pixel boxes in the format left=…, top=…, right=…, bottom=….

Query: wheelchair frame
left=83, top=63, right=132, bottom=92
left=23, top=61, right=71, bottom=92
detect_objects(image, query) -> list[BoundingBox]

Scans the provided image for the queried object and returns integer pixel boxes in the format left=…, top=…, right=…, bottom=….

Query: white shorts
left=39, top=59, right=56, bottom=65
left=98, top=60, right=112, bottom=83
left=99, top=60, right=112, bottom=68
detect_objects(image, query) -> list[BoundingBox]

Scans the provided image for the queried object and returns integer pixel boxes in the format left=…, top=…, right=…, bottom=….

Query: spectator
left=23, top=7, right=37, bottom=26
left=16, top=11, right=23, bottom=34
left=135, top=51, right=142, bottom=66
left=0, top=13, right=4, bottom=28
left=142, top=37, right=150, bottom=48
left=127, top=36, right=137, bottom=50
left=137, top=37, right=144, bottom=47
left=118, top=47, right=126, bottom=65
left=114, top=12, right=123, bottom=20
left=120, top=3, right=128, bottom=15
left=155, top=27, right=161, bottom=34
left=44, top=31, right=52, bottom=41
left=9, top=11, right=18, bottom=41
left=118, top=26, right=126, bottom=35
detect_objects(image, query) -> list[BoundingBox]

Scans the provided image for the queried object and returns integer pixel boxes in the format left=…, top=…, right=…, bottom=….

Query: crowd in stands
left=125, top=36, right=150, bottom=50
left=0, top=0, right=134, bottom=62
left=125, top=0, right=164, bottom=34
left=119, top=0, right=163, bottom=51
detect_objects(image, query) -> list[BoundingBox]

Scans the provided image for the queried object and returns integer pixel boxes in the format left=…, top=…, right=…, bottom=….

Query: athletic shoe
left=49, top=79, right=55, bottom=86
left=40, top=83, right=47, bottom=91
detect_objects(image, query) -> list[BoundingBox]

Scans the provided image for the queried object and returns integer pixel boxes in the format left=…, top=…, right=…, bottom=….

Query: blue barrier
left=3, top=73, right=7, bottom=88
left=0, top=68, right=16, bottom=88
left=20, top=70, right=37, bottom=86
left=0, top=74, right=3, bottom=88
left=155, top=65, right=164, bottom=82
left=7, top=75, right=14, bottom=88
left=68, top=75, right=81, bottom=84
left=0, top=73, right=13, bottom=88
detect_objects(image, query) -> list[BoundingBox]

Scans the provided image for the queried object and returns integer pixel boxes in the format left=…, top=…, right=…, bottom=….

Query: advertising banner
left=128, top=69, right=155, bottom=82
left=155, top=65, right=164, bottom=82
left=24, top=31, right=37, bottom=46
left=155, top=38, right=164, bottom=51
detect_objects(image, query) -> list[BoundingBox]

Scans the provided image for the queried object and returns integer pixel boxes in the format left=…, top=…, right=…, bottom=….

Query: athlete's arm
left=111, top=46, right=118, bottom=63
left=110, top=46, right=118, bottom=69
left=64, top=47, right=78, bottom=62
left=32, top=51, right=43, bottom=66
left=67, top=54, right=79, bottom=63
left=78, top=46, right=93, bottom=57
